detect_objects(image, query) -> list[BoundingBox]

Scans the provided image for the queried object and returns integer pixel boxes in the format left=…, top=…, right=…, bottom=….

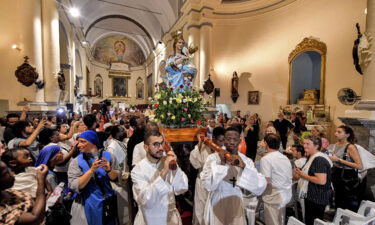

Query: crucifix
left=229, top=176, right=237, bottom=187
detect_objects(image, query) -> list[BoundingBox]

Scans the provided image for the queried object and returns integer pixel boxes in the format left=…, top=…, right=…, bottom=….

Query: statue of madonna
left=164, top=31, right=197, bottom=91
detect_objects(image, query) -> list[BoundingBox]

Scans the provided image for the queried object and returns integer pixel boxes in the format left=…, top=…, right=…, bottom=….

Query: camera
left=99, top=99, right=111, bottom=114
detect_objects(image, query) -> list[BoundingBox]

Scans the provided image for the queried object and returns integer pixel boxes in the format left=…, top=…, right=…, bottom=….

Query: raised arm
left=131, top=166, right=172, bottom=209
left=200, top=154, right=229, bottom=192
left=17, top=164, right=48, bottom=224
left=18, top=120, right=46, bottom=147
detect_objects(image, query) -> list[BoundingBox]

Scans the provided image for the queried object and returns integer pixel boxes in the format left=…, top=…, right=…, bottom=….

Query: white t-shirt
left=260, top=151, right=293, bottom=192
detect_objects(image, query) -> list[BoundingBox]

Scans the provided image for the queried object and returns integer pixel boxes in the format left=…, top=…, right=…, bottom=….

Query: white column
left=199, top=23, right=213, bottom=89
left=356, top=0, right=375, bottom=110
left=188, top=26, right=201, bottom=88
left=42, top=0, right=60, bottom=103
left=18, top=0, right=44, bottom=102
left=70, top=41, right=76, bottom=104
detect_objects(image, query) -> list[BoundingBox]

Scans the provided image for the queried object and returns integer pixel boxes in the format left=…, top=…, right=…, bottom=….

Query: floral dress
left=0, top=189, right=33, bottom=225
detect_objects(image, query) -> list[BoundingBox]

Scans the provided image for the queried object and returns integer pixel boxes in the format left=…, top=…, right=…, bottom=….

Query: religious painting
left=113, top=77, right=127, bottom=97
left=248, top=91, right=259, bottom=105
left=94, top=74, right=103, bottom=98
left=147, top=74, right=153, bottom=98
left=158, top=60, right=166, bottom=82
left=136, top=77, right=144, bottom=99
left=93, top=34, right=146, bottom=67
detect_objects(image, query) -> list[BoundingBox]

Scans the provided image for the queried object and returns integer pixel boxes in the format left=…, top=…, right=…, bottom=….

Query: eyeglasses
left=149, top=141, right=164, bottom=148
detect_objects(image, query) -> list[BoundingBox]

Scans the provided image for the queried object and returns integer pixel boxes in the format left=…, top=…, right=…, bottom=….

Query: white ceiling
left=69, top=0, right=179, bottom=56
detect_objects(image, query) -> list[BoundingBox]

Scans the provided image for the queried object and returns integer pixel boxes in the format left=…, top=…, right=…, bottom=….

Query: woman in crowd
left=35, top=145, right=64, bottom=190
left=258, top=126, right=282, bottom=156
left=0, top=161, right=48, bottom=225
left=294, top=135, right=332, bottom=225
left=68, top=130, right=119, bottom=225
left=253, top=113, right=261, bottom=126
left=70, top=121, right=87, bottom=143
left=310, top=126, right=329, bottom=152
left=58, top=122, right=75, bottom=144
left=105, top=125, right=129, bottom=225
left=38, top=128, right=75, bottom=184
left=244, top=116, right=259, bottom=161
left=328, top=125, right=363, bottom=211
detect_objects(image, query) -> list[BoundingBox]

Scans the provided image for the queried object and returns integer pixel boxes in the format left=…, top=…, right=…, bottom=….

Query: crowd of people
left=0, top=106, right=372, bottom=225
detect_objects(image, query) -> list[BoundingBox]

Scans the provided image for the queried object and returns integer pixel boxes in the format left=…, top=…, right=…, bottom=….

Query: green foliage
left=151, top=84, right=207, bottom=128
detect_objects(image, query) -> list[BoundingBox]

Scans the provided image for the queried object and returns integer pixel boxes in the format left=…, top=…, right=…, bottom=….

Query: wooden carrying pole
left=163, top=142, right=178, bottom=170
left=199, top=135, right=239, bottom=165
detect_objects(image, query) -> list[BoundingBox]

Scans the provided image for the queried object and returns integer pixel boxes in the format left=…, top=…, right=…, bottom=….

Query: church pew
left=287, top=216, right=305, bottom=225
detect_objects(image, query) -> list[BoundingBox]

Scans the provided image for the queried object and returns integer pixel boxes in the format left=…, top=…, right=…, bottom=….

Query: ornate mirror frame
left=288, top=37, right=327, bottom=104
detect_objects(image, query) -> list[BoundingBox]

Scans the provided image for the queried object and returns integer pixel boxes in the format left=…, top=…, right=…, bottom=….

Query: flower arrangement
left=150, top=82, right=207, bottom=128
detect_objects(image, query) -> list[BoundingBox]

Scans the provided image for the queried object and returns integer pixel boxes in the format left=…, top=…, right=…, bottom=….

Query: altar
left=280, top=104, right=333, bottom=140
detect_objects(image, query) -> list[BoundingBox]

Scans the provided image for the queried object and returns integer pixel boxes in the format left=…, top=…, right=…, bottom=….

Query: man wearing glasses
left=131, top=130, right=188, bottom=225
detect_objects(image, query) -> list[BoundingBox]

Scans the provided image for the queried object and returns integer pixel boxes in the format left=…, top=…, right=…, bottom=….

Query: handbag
left=83, top=151, right=118, bottom=224
left=333, top=144, right=360, bottom=199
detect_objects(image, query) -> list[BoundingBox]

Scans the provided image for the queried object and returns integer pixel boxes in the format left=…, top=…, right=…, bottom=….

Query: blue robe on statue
left=165, top=55, right=197, bottom=91
left=77, top=151, right=116, bottom=225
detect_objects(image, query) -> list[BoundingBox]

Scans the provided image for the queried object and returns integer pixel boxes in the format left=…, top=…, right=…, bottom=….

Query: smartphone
left=99, top=150, right=104, bottom=160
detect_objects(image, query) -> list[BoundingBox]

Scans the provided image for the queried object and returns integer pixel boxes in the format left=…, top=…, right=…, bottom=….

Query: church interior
left=1, top=0, right=374, bottom=140
left=1, top=0, right=375, bottom=225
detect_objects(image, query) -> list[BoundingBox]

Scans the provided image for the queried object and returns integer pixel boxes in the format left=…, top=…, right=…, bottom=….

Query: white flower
left=163, top=100, right=167, bottom=105
left=183, top=99, right=187, bottom=103
left=167, top=112, right=171, bottom=116
left=188, top=114, right=191, bottom=118
left=155, top=94, right=161, bottom=100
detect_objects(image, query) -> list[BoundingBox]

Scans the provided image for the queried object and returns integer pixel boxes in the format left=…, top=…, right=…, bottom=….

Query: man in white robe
left=260, top=133, right=292, bottom=225
left=131, top=129, right=188, bottom=225
left=201, top=126, right=267, bottom=225
left=189, top=127, right=226, bottom=225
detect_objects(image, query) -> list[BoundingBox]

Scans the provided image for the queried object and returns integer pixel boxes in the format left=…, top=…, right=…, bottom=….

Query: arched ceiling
left=70, top=0, right=179, bottom=57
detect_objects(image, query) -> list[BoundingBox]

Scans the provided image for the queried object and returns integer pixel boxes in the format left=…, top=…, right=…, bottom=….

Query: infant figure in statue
left=165, top=31, right=197, bottom=91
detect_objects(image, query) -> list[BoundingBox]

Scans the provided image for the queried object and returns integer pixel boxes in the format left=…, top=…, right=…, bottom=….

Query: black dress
left=245, top=124, right=259, bottom=161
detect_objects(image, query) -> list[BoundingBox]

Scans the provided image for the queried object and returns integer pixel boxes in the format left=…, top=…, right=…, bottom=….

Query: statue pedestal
left=159, top=127, right=207, bottom=218
left=160, top=127, right=206, bottom=142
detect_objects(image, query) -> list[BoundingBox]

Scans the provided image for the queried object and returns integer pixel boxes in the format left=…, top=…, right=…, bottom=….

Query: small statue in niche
left=57, top=69, right=65, bottom=91
left=231, top=71, right=239, bottom=103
